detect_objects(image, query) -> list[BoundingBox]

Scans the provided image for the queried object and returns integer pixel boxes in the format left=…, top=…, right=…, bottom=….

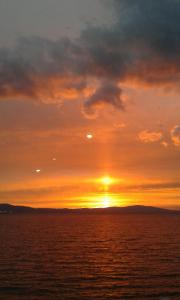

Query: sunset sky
left=0, top=0, right=180, bottom=209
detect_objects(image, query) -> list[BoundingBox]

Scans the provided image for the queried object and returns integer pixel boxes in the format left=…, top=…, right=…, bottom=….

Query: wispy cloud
left=138, top=130, right=163, bottom=143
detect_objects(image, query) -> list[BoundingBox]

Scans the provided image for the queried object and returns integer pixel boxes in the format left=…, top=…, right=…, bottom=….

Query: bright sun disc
left=101, top=176, right=113, bottom=185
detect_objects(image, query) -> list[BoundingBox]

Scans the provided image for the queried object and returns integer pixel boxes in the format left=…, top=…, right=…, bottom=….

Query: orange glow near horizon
left=82, top=192, right=129, bottom=208
left=1, top=172, right=180, bottom=209
left=102, top=194, right=111, bottom=208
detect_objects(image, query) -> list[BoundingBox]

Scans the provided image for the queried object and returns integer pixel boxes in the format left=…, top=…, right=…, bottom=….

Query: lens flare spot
left=86, top=133, right=93, bottom=139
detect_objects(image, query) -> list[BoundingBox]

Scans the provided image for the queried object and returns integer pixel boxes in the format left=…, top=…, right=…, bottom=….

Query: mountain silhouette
left=0, top=204, right=179, bottom=215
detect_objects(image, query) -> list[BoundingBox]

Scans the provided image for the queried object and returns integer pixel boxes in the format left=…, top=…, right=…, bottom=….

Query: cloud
left=1, top=0, right=180, bottom=115
left=81, top=0, right=180, bottom=86
left=0, top=37, right=88, bottom=102
left=171, top=125, right=180, bottom=146
left=83, top=81, right=124, bottom=117
left=110, top=180, right=180, bottom=193
left=138, top=130, right=163, bottom=143
left=161, top=141, right=168, bottom=148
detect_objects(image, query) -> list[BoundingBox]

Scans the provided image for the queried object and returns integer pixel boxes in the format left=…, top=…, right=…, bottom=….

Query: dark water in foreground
left=0, top=214, right=180, bottom=300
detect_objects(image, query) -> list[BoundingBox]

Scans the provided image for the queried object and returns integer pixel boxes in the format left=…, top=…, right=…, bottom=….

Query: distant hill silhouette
left=0, top=204, right=179, bottom=215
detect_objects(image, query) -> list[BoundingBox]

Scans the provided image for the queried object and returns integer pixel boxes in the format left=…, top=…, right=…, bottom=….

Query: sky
left=0, top=0, right=180, bottom=209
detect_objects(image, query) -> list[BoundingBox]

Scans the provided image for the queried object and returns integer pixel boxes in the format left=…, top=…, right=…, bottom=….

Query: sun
left=95, top=176, right=117, bottom=187
left=101, top=176, right=113, bottom=186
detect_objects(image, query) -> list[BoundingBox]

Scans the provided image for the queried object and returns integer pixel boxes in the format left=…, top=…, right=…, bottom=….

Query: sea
left=0, top=214, right=180, bottom=300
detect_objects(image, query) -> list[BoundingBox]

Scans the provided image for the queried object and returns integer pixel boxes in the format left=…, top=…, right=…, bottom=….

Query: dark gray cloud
left=0, top=37, right=86, bottom=101
left=0, top=0, right=180, bottom=114
left=82, top=0, right=180, bottom=84
left=83, top=81, right=124, bottom=117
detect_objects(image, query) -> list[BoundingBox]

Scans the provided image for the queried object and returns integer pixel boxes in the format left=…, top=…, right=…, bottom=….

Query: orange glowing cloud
left=138, top=130, right=163, bottom=144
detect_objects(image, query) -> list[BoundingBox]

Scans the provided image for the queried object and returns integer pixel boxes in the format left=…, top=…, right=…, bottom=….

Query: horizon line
left=1, top=203, right=180, bottom=212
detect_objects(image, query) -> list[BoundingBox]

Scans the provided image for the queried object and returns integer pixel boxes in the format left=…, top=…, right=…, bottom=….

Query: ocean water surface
left=0, top=214, right=180, bottom=299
